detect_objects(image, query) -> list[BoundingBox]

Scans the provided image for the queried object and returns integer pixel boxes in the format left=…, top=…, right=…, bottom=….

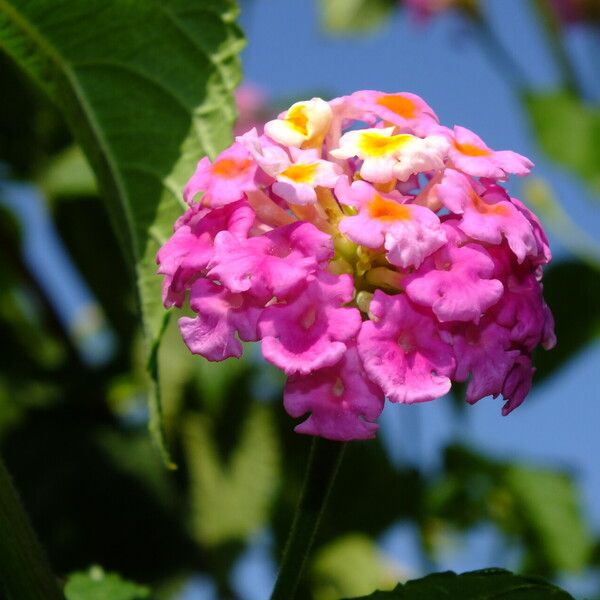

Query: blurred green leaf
left=311, top=534, right=399, bottom=600
left=0, top=0, right=244, bottom=464
left=525, top=91, right=600, bottom=195
left=65, top=566, right=149, bottom=600
left=319, top=0, right=396, bottom=34
left=342, top=568, right=574, bottom=599
left=533, top=260, right=600, bottom=382
left=504, top=465, right=593, bottom=572
left=183, top=404, right=280, bottom=546
left=38, top=145, right=97, bottom=200
left=426, top=444, right=592, bottom=574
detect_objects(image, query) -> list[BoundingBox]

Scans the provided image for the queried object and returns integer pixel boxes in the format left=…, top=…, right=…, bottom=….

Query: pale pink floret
left=179, top=279, right=262, bottom=361
left=272, top=148, right=343, bottom=205
left=337, top=179, right=446, bottom=268
left=258, top=273, right=361, bottom=375
left=501, top=355, right=535, bottom=415
left=349, top=90, right=439, bottom=136
left=435, top=170, right=537, bottom=263
left=452, top=320, right=520, bottom=405
left=183, top=143, right=257, bottom=207
left=448, top=126, right=533, bottom=179
left=239, top=133, right=342, bottom=205
left=156, top=201, right=254, bottom=307
left=405, top=221, right=504, bottom=323
left=331, top=127, right=448, bottom=183
left=208, top=221, right=333, bottom=302
left=358, top=291, right=455, bottom=403
left=284, top=344, right=385, bottom=441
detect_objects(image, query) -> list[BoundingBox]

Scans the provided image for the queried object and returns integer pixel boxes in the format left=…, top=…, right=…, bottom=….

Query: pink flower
left=435, top=170, right=537, bottom=263
left=452, top=320, right=520, bottom=404
left=258, top=273, right=362, bottom=375
left=501, top=355, right=534, bottom=415
left=284, top=345, right=385, bottom=440
left=404, top=221, right=504, bottom=323
left=349, top=90, right=439, bottom=135
left=156, top=200, right=254, bottom=307
left=447, top=126, right=533, bottom=179
left=208, top=221, right=333, bottom=302
left=358, top=291, right=455, bottom=403
left=184, top=143, right=257, bottom=207
left=158, top=90, right=555, bottom=440
left=337, top=179, right=446, bottom=268
left=179, top=280, right=262, bottom=361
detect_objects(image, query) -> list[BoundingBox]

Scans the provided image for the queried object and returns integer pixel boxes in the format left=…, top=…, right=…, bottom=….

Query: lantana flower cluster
left=157, top=90, right=555, bottom=441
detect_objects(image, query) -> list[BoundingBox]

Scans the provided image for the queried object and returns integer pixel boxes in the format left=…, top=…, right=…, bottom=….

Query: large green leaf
left=0, top=0, right=244, bottom=462
left=343, top=569, right=574, bottom=599
left=525, top=90, right=600, bottom=195
left=65, top=566, right=149, bottom=600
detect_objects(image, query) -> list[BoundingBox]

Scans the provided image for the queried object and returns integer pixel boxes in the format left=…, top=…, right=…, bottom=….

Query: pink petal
left=180, top=280, right=262, bottom=361
left=284, top=345, right=384, bottom=441
left=357, top=291, right=455, bottom=403
left=258, top=273, right=361, bottom=375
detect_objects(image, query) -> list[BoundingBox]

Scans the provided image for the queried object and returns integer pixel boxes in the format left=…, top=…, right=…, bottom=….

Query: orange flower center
left=376, top=94, right=417, bottom=119
left=454, top=140, right=491, bottom=157
left=368, top=194, right=412, bottom=221
left=212, top=158, right=253, bottom=178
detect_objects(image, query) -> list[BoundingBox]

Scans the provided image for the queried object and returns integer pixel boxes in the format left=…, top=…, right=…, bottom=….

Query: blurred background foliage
left=1, top=0, right=600, bottom=599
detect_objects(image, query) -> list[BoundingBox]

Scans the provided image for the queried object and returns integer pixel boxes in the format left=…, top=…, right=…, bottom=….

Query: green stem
left=0, top=453, right=65, bottom=600
left=270, top=437, right=346, bottom=600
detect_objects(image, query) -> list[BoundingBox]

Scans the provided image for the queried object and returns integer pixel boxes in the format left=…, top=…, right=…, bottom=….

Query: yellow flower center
left=280, top=163, right=318, bottom=183
left=285, top=105, right=309, bottom=135
left=357, top=131, right=412, bottom=158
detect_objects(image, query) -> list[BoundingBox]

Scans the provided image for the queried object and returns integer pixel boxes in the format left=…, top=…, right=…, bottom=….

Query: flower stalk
left=270, top=438, right=346, bottom=600
left=0, top=453, right=64, bottom=600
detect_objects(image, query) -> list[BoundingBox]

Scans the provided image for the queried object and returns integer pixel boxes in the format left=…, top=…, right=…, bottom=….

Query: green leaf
left=343, top=568, right=574, bottom=599
left=503, top=466, right=594, bottom=572
left=0, top=0, right=245, bottom=463
left=525, top=90, right=600, bottom=195
left=183, top=404, right=280, bottom=546
left=318, top=0, right=396, bottom=34
left=64, top=566, right=149, bottom=600
left=426, top=444, right=593, bottom=573
left=311, top=534, right=399, bottom=600
left=38, top=145, right=97, bottom=200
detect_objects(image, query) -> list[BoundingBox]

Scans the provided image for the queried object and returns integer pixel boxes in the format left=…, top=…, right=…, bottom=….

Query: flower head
left=157, top=90, right=555, bottom=441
